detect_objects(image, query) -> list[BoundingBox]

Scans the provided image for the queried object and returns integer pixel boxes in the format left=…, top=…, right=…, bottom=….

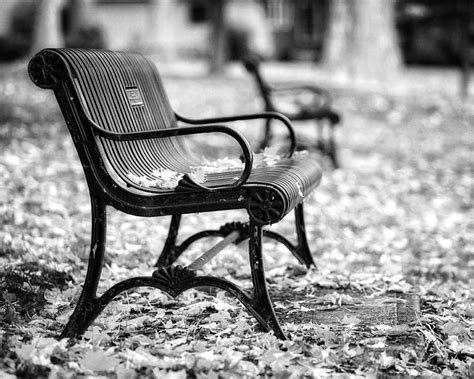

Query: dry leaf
left=79, top=350, right=120, bottom=372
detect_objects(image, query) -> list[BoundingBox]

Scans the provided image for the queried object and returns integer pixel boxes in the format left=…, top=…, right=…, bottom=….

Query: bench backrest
left=31, top=48, right=195, bottom=190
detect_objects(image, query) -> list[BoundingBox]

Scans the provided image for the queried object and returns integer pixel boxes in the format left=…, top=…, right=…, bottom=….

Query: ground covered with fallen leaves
left=0, top=59, right=473, bottom=378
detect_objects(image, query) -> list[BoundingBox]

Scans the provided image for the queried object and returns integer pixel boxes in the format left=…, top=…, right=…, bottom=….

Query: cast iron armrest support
left=83, top=115, right=253, bottom=191
left=175, top=112, right=296, bottom=158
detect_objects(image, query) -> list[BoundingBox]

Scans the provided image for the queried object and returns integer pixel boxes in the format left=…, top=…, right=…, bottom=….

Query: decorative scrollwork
left=248, top=189, right=284, bottom=225
left=152, top=265, right=196, bottom=289
left=28, top=51, right=66, bottom=89
left=219, top=222, right=249, bottom=243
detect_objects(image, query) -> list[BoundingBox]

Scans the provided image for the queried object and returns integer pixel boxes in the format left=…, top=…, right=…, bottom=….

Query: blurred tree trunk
left=30, top=0, right=64, bottom=53
left=209, top=0, right=274, bottom=73
left=457, top=0, right=471, bottom=99
left=323, top=0, right=353, bottom=69
left=148, top=0, right=178, bottom=57
left=209, top=0, right=227, bottom=73
left=66, top=0, right=93, bottom=35
left=323, top=0, right=402, bottom=84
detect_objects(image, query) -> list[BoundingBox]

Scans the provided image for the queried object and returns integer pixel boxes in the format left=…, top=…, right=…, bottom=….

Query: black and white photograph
left=0, top=0, right=472, bottom=377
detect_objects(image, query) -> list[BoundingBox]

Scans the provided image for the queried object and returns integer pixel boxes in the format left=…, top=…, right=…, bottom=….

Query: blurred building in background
left=0, top=0, right=471, bottom=66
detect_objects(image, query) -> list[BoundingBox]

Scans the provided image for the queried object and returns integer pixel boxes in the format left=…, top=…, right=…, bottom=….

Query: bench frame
left=28, top=48, right=322, bottom=340
left=243, top=54, right=342, bottom=168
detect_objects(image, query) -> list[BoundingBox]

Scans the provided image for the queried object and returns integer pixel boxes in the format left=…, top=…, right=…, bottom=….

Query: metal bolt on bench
left=28, top=48, right=323, bottom=340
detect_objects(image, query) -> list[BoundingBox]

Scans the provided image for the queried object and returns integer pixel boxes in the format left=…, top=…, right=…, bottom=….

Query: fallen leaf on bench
left=251, top=153, right=265, bottom=168
left=126, top=172, right=160, bottom=188
left=261, top=146, right=281, bottom=166
left=127, top=169, right=185, bottom=189
left=194, top=156, right=244, bottom=173
left=191, top=146, right=283, bottom=175
left=296, top=181, right=304, bottom=200
left=151, top=168, right=184, bottom=188
left=189, top=168, right=206, bottom=184
left=127, top=147, right=286, bottom=191
left=253, top=146, right=282, bottom=168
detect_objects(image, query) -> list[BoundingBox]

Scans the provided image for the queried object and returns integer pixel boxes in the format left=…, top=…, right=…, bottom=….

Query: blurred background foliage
left=0, top=0, right=471, bottom=67
left=0, top=0, right=470, bottom=96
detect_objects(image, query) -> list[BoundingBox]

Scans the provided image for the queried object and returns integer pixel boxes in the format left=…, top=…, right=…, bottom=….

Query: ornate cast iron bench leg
left=294, top=203, right=316, bottom=267
left=60, top=198, right=287, bottom=339
left=156, top=217, right=249, bottom=268
left=157, top=203, right=316, bottom=269
left=60, top=196, right=107, bottom=338
left=263, top=203, right=316, bottom=268
left=156, top=214, right=182, bottom=267
left=246, top=221, right=286, bottom=339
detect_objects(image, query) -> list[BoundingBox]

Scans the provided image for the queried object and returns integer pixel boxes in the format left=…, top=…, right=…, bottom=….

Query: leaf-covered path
left=0, top=60, right=473, bottom=378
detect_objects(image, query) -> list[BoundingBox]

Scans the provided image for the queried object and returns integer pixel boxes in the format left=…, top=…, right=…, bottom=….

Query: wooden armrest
left=84, top=115, right=253, bottom=191
left=175, top=111, right=296, bottom=158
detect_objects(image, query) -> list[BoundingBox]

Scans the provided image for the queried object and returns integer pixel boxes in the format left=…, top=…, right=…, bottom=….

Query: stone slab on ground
left=273, top=288, right=424, bottom=356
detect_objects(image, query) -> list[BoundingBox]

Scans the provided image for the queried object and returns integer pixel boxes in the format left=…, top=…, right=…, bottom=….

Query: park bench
left=28, top=48, right=323, bottom=340
left=243, top=54, right=342, bottom=168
